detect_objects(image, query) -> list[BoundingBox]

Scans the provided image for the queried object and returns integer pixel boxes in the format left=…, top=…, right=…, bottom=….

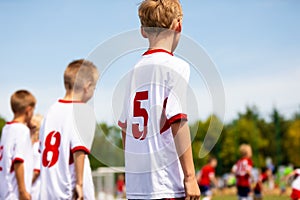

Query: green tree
left=283, top=119, right=300, bottom=166
left=220, top=106, right=268, bottom=172
left=190, top=115, right=224, bottom=173
left=0, top=116, right=6, bottom=139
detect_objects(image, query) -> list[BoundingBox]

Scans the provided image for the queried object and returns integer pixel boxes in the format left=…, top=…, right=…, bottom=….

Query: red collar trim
left=6, top=121, right=20, bottom=125
left=143, top=49, right=173, bottom=56
left=58, top=99, right=83, bottom=104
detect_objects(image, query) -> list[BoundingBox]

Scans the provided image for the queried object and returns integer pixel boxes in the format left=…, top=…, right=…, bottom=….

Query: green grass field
left=212, top=194, right=290, bottom=200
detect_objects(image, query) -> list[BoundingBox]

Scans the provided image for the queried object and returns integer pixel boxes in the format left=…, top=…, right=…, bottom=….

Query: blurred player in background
left=232, top=144, right=253, bottom=200
left=197, top=156, right=218, bottom=200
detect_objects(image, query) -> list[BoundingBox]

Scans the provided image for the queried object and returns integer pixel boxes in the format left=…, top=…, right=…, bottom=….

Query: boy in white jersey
left=118, top=0, right=200, bottom=199
left=0, top=90, right=36, bottom=200
left=39, top=59, right=99, bottom=199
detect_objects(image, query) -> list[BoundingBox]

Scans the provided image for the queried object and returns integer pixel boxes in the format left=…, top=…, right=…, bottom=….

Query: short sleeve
left=117, top=72, right=132, bottom=130
left=13, top=127, right=30, bottom=163
left=208, top=168, right=215, bottom=178
left=247, top=158, right=253, bottom=169
left=165, top=63, right=190, bottom=124
left=118, top=102, right=128, bottom=130
left=71, top=104, right=96, bottom=154
left=33, top=142, right=41, bottom=171
left=232, top=164, right=237, bottom=173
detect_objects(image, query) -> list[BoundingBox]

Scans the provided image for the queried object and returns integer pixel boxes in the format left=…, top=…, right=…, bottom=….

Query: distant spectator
left=116, top=174, right=125, bottom=199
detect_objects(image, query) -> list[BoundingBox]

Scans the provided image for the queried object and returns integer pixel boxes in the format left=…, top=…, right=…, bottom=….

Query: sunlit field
left=212, top=195, right=289, bottom=200
left=210, top=188, right=291, bottom=200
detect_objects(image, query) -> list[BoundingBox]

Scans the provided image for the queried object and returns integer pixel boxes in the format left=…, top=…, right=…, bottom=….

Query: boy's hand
left=184, top=176, right=200, bottom=200
left=19, top=190, right=31, bottom=200
left=73, top=184, right=83, bottom=200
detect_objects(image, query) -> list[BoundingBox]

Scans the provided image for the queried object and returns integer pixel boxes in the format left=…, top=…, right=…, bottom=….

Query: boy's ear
left=140, top=27, right=148, bottom=38
left=175, top=20, right=182, bottom=33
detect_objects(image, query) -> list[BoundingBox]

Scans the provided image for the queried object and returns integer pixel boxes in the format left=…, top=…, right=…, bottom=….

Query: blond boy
left=0, top=90, right=36, bottom=200
left=39, top=59, right=98, bottom=199
left=232, top=144, right=253, bottom=200
left=118, top=0, right=200, bottom=199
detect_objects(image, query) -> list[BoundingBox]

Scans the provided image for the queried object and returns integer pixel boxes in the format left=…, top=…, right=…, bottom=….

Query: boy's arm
left=121, top=129, right=126, bottom=149
left=209, top=174, right=218, bottom=187
left=14, top=162, right=31, bottom=200
left=32, top=170, right=40, bottom=184
left=73, top=151, right=85, bottom=200
left=171, top=121, right=200, bottom=199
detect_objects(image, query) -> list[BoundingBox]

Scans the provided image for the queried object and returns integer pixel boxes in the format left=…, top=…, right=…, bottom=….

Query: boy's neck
left=63, top=91, right=84, bottom=102
left=147, top=31, right=177, bottom=53
left=12, top=114, right=27, bottom=124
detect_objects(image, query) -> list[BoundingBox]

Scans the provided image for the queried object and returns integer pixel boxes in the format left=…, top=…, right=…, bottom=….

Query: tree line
left=1, top=106, right=299, bottom=174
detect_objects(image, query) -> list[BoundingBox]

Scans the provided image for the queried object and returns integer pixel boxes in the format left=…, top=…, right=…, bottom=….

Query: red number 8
left=0, top=145, right=3, bottom=171
left=42, top=131, right=61, bottom=168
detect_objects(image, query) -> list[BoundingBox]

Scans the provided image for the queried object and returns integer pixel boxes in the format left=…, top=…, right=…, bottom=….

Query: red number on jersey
left=0, top=145, right=3, bottom=171
left=132, top=91, right=149, bottom=140
left=42, top=131, right=61, bottom=168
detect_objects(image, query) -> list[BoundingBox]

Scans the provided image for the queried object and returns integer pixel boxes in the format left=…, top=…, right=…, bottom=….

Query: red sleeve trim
left=58, top=99, right=84, bottom=104
left=118, top=120, right=127, bottom=129
left=34, top=169, right=40, bottom=173
left=10, top=157, right=24, bottom=173
left=6, top=121, right=20, bottom=125
left=71, top=146, right=90, bottom=154
left=168, top=114, right=188, bottom=124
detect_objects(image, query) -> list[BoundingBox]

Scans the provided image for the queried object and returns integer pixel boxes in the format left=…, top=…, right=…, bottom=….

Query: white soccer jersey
left=31, top=141, right=41, bottom=200
left=118, top=49, right=190, bottom=199
left=0, top=122, right=33, bottom=199
left=39, top=100, right=96, bottom=200
left=292, top=169, right=300, bottom=191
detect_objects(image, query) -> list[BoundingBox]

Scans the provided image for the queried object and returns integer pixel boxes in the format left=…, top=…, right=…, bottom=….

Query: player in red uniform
left=198, top=157, right=218, bottom=200
left=232, top=144, right=253, bottom=200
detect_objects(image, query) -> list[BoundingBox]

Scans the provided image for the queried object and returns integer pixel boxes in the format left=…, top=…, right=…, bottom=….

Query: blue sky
left=1, top=0, right=300, bottom=124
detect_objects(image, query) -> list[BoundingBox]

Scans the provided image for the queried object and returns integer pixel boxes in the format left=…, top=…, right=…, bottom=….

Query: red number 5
left=132, top=91, right=148, bottom=140
left=42, top=131, right=61, bottom=168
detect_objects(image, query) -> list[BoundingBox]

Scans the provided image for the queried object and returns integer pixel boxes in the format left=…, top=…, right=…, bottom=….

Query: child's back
left=119, top=49, right=190, bottom=199
left=40, top=99, right=95, bottom=199
left=39, top=59, right=98, bottom=199
left=0, top=90, right=36, bottom=200
left=0, top=122, right=33, bottom=199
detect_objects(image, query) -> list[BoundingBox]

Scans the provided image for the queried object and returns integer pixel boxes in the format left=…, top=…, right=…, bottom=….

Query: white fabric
left=0, top=122, right=33, bottom=199
left=292, top=169, right=300, bottom=190
left=119, top=51, right=190, bottom=199
left=31, top=142, right=41, bottom=200
left=39, top=100, right=95, bottom=200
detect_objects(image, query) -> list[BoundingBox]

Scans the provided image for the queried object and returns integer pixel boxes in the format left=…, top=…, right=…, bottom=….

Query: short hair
left=138, top=0, right=183, bottom=31
left=10, top=90, right=36, bottom=114
left=239, top=144, right=252, bottom=157
left=64, top=59, right=98, bottom=92
left=208, top=156, right=217, bottom=163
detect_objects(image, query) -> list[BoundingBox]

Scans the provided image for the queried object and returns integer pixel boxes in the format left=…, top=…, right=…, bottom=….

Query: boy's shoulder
left=137, top=52, right=190, bottom=74
left=3, top=122, right=29, bottom=132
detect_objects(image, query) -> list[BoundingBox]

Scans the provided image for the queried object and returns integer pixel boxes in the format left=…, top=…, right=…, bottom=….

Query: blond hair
left=138, top=0, right=182, bottom=31
left=239, top=144, right=252, bottom=157
left=10, top=90, right=36, bottom=114
left=64, top=59, right=98, bottom=92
